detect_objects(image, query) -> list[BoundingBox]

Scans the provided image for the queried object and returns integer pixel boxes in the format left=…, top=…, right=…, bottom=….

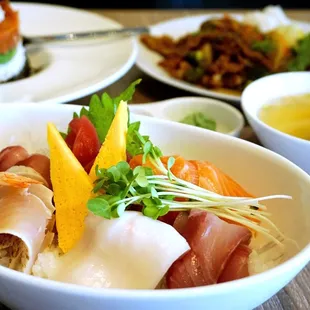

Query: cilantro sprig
left=87, top=123, right=291, bottom=246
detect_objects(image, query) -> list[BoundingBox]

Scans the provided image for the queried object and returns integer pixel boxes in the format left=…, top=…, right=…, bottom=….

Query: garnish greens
left=0, top=48, right=17, bottom=64
left=87, top=120, right=291, bottom=246
left=62, top=79, right=141, bottom=143
left=287, top=33, right=310, bottom=71
left=251, top=39, right=275, bottom=54
left=180, top=112, right=216, bottom=131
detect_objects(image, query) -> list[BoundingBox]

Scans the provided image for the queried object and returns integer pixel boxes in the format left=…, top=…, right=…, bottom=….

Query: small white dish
left=129, top=97, right=244, bottom=137
left=136, top=13, right=310, bottom=103
left=0, top=103, right=309, bottom=310
left=241, top=71, right=310, bottom=174
left=0, top=2, right=137, bottom=104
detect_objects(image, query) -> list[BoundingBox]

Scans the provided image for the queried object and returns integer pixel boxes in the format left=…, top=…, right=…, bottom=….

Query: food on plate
left=0, top=80, right=293, bottom=290
left=180, top=112, right=216, bottom=131
left=140, top=6, right=310, bottom=93
left=259, top=93, right=310, bottom=140
left=0, top=0, right=30, bottom=83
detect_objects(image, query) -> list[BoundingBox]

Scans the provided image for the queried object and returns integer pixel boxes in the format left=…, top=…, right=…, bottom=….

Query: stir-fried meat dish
left=141, top=15, right=309, bottom=92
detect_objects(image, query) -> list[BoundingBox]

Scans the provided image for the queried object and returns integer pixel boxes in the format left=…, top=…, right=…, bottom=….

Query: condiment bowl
left=241, top=72, right=310, bottom=174
left=0, top=103, right=309, bottom=310
left=129, top=97, right=244, bottom=137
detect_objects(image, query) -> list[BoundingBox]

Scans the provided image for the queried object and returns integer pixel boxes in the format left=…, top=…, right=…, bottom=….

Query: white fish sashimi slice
left=0, top=193, right=53, bottom=274
left=27, top=184, right=56, bottom=252
left=0, top=185, right=27, bottom=197
left=28, top=184, right=55, bottom=213
left=2, top=167, right=54, bottom=213
left=32, top=211, right=190, bottom=289
left=0, top=171, right=55, bottom=272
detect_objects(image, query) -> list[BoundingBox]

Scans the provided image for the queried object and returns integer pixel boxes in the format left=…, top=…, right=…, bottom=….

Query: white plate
left=136, top=13, right=310, bottom=103
left=0, top=2, right=137, bottom=104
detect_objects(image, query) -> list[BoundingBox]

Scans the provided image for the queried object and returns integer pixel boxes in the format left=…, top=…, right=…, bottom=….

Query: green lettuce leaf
left=63, top=79, right=141, bottom=143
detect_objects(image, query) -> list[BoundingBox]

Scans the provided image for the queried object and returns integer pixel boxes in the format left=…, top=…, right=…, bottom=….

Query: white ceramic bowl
left=129, top=97, right=244, bottom=137
left=0, top=103, right=309, bottom=310
left=241, top=72, right=310, bottom=174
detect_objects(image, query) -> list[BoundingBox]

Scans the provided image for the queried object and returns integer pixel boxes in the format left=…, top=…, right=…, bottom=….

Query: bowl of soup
left=241, top=72, right=310, bottom=174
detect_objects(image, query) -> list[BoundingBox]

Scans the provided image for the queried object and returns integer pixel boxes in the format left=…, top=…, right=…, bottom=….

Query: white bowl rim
left=241, top=71, right=310, bottom=145
left=0, top=103, right=309, bottom=298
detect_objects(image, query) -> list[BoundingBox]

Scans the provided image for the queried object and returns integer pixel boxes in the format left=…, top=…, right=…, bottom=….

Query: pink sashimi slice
left=218, top=244, right=252, bottom=283
left=173, top=212, right=189, bottom=235
left=167, top=210, right=252, bottom=288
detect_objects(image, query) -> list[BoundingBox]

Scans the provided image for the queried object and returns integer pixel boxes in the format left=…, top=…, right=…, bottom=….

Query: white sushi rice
left=0, top=41, right=27, bottom=82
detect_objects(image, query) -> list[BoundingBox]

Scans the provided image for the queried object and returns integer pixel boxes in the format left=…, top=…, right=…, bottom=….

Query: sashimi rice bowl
left=0, top=80, right=309, bottom=310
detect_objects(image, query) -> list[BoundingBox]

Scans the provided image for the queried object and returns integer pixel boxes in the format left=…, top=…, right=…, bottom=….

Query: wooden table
left=90, top=9, right=309, bottom=310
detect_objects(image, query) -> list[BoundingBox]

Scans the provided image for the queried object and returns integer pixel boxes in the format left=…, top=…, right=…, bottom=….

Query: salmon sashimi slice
left=0, top=1, right=20, bottom=54
left=129, top=154, right=197, bottom=180
left=218, top=244, right=251, bottom=283
left=129, top=155, right=252, bottom=197
left=162, top=156, right=199, bottom=185
left=130, top=154, right=198, bottom=183
left=166, top=210, right=252, bottom=288
left=129, top=154, right=163, bottom=175
left=190, top=160, right=253, bottom=197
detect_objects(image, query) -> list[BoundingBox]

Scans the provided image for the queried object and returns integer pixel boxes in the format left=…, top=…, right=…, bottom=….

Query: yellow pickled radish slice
left=89, top=100, right=128, bottom=181
left=47, top=123, right=93, bottom=253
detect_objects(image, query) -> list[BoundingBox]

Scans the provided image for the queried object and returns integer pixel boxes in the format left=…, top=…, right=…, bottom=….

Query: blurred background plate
left=136, top=13, right=310, bottom=103
left=0, top=2, right=137, bottom=104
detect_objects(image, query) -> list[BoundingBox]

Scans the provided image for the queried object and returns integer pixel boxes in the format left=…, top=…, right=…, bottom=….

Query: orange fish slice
left=191, top=160, right=253, bottom=197
left=129, top=155, right=252, bottom=197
